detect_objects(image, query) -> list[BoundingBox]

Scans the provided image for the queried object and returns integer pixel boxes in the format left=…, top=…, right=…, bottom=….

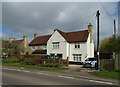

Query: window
left=73, top=54, right=81, bottom=62
left=57, top=54, right=62, bottom=59
left=75, top=43, right=80, bottom=48
left=50, top=53, right=55, bottom=58
left=43, top=45, right=47, bottom=50
left=32, top=46, right=35, bottom=50
left=52, top=42, right=59, bottom=49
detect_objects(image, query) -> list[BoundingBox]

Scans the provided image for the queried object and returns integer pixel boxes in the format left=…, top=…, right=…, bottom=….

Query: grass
left=0, top=59, right=2, bottom=65
left=93, top=70, right=120, bottom=80
left=2, top=62, right=66, bottom=71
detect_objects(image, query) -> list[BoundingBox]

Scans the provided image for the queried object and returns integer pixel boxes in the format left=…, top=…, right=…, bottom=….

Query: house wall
left=30, top=45, right=47, bottom=52
left=69, top=42, right=87, bottom=62
left=47, top=30, right=94, bottom=62
left=86, top=33, right=94, bottom=59
left=47, top=30, right=67, bottom=59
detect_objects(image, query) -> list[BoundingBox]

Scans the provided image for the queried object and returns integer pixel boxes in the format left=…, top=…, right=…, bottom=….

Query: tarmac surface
left=3, top=64, right=119, bottom=85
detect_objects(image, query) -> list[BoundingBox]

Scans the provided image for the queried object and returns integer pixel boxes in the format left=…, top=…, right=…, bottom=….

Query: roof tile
left=29, top=29, right=89, bottom=46
left=29, top=35, right=51, bottom=46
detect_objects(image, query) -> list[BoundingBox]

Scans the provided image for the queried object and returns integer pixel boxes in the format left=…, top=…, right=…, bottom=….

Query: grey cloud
left=2, top=2, right=118, bottom=42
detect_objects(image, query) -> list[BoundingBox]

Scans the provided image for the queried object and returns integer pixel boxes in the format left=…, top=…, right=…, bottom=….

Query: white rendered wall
left=47, top=30, right=67, bottom=59
left=69, top=42, right=87, bottom=62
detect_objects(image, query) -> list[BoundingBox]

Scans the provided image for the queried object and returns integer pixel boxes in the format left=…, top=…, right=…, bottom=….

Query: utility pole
left=114, top=20, right=116, bottom=37
left=96, top=10, right=100, bottom=70
left=113, top=20, right=117, bottom=70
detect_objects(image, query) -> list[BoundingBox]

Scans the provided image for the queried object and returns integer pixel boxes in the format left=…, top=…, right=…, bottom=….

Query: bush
left=10, top=57, right=20, bottom=63
left=100, top=59, right=115, bottom=71
left=2, top=57, right=20, bottom=63
left=22, top=58, right=34, bottom=65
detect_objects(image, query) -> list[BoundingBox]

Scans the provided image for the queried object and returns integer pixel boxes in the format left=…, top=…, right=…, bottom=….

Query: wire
left=56, top=12, right=96, bottom=31
left=98, top=2, right=116, bottom=21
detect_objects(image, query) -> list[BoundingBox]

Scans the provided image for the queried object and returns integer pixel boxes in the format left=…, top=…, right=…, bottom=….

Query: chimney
left=9, top=37, right=16, bottom=43
left=88, top=23, right=93, bottom=43
left=34, top=33, right=38, bottom=39
left=23, top=35, right=27, bottom=48
left=88, top=23, right=92, bottom=32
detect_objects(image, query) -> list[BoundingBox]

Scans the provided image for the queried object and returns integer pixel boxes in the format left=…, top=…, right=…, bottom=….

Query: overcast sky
left=1, top=1, right=119, bottom=43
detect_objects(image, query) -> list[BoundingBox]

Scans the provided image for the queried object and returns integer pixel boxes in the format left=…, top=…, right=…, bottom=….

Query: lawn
left=0, top=59, right=2, bottom=65
left=93, top=70, right=120, bottom=80
left=2, top=62, right=66, bottom=71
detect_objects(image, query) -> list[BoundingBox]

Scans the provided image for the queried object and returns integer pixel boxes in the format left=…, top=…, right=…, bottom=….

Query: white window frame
left=73, top=54, right=81, bottom=62
left=75, top=43, right=80, bottom=49
left=32, top=46, right=36, bottom=50
left=52, top=42, right=60, bottom=49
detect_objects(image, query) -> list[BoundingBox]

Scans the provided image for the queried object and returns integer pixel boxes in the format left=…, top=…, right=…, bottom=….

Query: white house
left=47, top=23, right=94, bottom=63
left=29, top=23, right=94, bottom=63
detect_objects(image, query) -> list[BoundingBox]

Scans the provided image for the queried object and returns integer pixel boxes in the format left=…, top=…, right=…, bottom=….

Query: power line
left=98, top=2, right=116, bottom=21
left=55, top=12, right=96, bottom=30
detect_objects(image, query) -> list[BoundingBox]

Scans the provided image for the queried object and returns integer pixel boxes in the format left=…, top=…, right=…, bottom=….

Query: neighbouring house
left=29, top=34, right=51, bottom=54
left=29, top=23, right=94, bottom=63
left=2, top=36, right=29, bottom=56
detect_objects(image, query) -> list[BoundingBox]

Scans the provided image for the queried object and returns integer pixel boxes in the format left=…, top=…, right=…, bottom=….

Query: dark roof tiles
left=57, top=29, right=89, bottom=43
left=29, top=35, right=51, bottom=46
left=11, top=40, right=24, bottom=46
left=29, top=29, right=89, bottom=46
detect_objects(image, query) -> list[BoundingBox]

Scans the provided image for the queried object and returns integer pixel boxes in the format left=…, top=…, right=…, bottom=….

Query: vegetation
left=2, top=57, right=66, bottom=71
left=93, top=70, right=120, bottom=80
left=0, top=59, right=2, bottom=65
left=100, top=35, right=120, bottom=54
left=2, top=60, right=65, bottom=71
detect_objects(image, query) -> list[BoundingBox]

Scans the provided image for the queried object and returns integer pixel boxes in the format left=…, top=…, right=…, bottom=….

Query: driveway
left=68, top=64, right=95, bottom=72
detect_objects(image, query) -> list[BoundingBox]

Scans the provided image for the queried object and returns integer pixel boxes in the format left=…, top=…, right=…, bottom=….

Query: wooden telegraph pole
left=96, top=10, right=100, bottom=70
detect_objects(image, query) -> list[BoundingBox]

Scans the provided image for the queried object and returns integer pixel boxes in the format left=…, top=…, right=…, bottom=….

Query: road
left=2, top=68, right=118, bottom=86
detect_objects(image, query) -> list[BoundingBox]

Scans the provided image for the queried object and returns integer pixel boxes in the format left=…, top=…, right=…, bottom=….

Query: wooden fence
left=100, top=59, right=115, bottom=71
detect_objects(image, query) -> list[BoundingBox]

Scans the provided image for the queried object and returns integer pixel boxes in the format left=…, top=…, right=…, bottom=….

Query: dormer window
left=75, top=43, right=80, bottom=48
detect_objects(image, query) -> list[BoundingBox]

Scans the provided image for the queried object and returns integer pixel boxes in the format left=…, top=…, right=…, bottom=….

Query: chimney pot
left=34, top=33, right=38, bottom=39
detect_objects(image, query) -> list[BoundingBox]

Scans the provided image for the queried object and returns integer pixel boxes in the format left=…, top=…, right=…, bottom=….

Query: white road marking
left=3, top=68, right=114, bottom=85
left=3, top=68, right=19, bottom=71
left=22, top=70, right=30, bottom=73
left=37, top=72, right=55, bottom=76
left=37, top=72, right=45, bottom=75
left=58, top=75, right=74, bottom=79
left=17, top=70, right=22, bottom=71
left=89, top=80, right=113, bottom=84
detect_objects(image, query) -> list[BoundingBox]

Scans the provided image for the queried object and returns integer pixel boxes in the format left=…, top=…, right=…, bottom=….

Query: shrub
left=22, top=58, right=34, bottom=65
left=2, top=57, right=20, bottom=63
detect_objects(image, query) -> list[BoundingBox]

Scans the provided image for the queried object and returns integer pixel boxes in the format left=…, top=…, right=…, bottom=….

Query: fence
left=100, top=59, right=114, bottom=71
left=9, top=54, right=69, bottom=67
left=114, top=54, right=120, bottom=71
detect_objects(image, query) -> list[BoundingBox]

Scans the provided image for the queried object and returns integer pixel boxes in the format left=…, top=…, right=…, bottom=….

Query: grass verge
left=0, top=59, right=2, bottom=65
left=92, top=70, right=120, bottom=80
left=2, top=62, right=65, bottom=71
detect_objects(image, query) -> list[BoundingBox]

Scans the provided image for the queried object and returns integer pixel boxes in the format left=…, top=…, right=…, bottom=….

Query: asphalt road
left=2, top=68, right=118, bottom=86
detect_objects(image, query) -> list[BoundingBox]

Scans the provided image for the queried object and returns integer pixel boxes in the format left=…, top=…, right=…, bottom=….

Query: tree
left=100, top=37, right=110, bottom=53
left=100, top=35, right=120, bottom=54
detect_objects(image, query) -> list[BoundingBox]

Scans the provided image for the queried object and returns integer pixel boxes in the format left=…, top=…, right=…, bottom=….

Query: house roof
left=32, top=50, right=47, bottom=54
left=2, top=39, right=24, bottom=46
left=29, top=35, right=51, bottom=46
left=29, top=29, right=89, bottom=46
left=56, top=29, right=89, bottom=43
left=11, top=40, right=24, bottom=46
